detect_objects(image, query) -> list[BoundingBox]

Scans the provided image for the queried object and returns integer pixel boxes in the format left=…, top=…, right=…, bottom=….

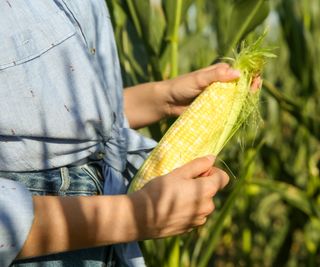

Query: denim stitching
left=80, top=165, right=103, bottom=195
left=59, top=167, right=71, bottom=194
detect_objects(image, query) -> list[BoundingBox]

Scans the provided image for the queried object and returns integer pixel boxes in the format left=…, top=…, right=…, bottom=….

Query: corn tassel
left=128, top=35, right=275, bottom=193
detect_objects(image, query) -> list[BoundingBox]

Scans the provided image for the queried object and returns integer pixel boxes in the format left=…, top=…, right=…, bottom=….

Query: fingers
left=251, top=76, right=262, bottom=92
left=208, top=65, right=241, bottom=82
left=196, top=167, right=230, bottom=197
left=196, top=62, right=230, bottom=72
left=189, top=201, right=215, bottom=227
left=191, top=217, right=208, bottom=227
left=211, top=64, right=262, bottom=92
left=199, top=166, right=216, bottom=177
left=194, top=63, right=240, bottom=88
left=170, top=156, right=229, bottom=194
left=171, top=155, right=216, bottom=179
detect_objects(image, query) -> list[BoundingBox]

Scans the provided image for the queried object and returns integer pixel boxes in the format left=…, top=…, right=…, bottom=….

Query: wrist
left=96, top=195, right=140, bottom=244
left=153, top=80, right=172, bottom=118
left=124, top=81, right=171, bottom=128
left=127, top=190, right=154, bottom=241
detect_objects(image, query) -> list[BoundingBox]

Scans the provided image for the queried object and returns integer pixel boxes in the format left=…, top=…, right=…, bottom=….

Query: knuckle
left=216, top=67, right=228, bottom=77
left=190, top=158, right=207, bottom=176
left=200, top=199, right=215, bottom=216
left=206, top=186, right=217, bottom=198
left=211, top=167, right=230, bottom=189
left=206, top=200, right=215, bottom=214
left=223, top=172, right=230, bottom=187
left=218, top=170, right=230, bottom=188
left=197, top=156, right=213, bottom=169
left=198, top=217, right=207, bottom=226
left=206, top=178, right=219, bottom=196
left=215, top=62, right=230, bottom=69
left=194, top=73, right=207, bottom=88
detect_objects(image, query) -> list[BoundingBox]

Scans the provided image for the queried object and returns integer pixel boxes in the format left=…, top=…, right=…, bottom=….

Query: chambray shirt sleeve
left=0, top=178, right=34, bottom=267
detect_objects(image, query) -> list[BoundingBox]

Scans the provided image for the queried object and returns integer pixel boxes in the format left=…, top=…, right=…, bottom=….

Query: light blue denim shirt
left=0, top=0, right=156, bottom=266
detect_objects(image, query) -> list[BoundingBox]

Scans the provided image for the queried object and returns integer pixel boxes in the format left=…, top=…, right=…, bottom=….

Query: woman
left=0, top=0, right=241, bottom=266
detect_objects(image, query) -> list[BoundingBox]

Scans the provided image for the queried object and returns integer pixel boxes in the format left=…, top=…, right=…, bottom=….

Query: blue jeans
left=0, top=164, right=116, bottom=267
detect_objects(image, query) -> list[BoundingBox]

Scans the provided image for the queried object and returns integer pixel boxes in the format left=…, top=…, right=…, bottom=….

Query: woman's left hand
left=124, top=63, right=261, bottom=129
left=162, top=63, right=241, bottom=117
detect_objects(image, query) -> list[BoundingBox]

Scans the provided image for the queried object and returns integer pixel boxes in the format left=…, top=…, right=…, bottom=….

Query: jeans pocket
left=0, top=170, right=63, bottom=196
left=0, top=164, right=104, bottom=196
left=80, top=164, right=104, bottom=195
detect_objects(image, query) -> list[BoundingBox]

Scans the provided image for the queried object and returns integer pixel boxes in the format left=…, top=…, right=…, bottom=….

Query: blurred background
left=106, top=0, right=320, bottom=266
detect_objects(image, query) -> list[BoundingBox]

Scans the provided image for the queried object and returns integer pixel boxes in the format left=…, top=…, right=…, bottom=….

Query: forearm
left=16, top=156, right=230, bottom=260
left=124, top=81, right=169, bottom=129
left=17, top=195, right=137, bottom=259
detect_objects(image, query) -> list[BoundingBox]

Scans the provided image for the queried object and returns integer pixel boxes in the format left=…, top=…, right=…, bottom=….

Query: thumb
left=172, top=155, right=216, bottom=179
left=207, top=67, right=241, bottom=83
left=198, top=66, right=240, bottom=87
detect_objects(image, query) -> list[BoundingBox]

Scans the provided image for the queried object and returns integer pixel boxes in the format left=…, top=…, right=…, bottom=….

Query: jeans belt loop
left=59, top=167, right=71, bottom=194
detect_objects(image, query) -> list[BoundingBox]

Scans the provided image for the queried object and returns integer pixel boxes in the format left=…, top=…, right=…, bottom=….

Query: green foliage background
left=106, top=0, right=320, bottom=266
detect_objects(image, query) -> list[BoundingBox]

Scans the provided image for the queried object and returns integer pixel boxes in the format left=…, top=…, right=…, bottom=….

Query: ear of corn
left=128, top=35, right=275, bottom=193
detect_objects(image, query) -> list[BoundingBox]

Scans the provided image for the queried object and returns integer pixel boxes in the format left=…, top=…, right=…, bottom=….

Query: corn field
left=106, top=0, right=320, bottom=266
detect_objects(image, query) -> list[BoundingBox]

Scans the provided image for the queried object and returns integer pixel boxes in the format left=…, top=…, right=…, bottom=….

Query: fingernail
left=229, top=69, right=241, bottom=77
left=205, top=155, right=216, bottom=163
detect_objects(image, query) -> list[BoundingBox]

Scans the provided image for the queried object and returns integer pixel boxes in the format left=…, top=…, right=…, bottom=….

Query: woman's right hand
left=17, top=156, right=229, bottom=259
left=129, top=155, right=229, bottom=240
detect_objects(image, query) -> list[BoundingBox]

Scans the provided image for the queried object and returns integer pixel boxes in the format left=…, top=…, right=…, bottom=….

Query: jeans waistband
left=0, top=163, right=104, bottom=196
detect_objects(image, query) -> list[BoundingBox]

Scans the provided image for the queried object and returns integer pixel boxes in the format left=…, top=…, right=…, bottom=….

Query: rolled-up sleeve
left=0, top=178, right=34, bottom=267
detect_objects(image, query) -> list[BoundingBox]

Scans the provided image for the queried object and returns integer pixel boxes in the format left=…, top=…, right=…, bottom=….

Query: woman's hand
left=162, top=63, right=241, bottom=117
left=124, top=63, right=261, bottom=128
left=124, top=63, right=241, bottom=128
left=17, top=156, right=228, bottom=259
left=128, top=156, right=229, bottom=239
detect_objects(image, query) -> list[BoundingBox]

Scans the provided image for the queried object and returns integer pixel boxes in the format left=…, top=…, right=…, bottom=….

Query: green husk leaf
left=214, top=33, right=276, bottom=155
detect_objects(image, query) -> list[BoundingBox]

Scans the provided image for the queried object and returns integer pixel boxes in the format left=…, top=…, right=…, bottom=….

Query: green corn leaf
left=251, top=179, right=314, bottom=216
left=277, top=0, right=315, bottom=96
left=304, top=217, right=320, bottom=254
left=164, top=237, right=180, bottom=267
left=162, top=0, right=194, bottom=77
left=124, top=0, right=151, bottom=38
left=162, top=0, right=193, bottom=39
left=123, top=0, right=163, bottom=56
left=222, top=0, right=270, bottom=55
left=263, top=80, right=320, bottom=139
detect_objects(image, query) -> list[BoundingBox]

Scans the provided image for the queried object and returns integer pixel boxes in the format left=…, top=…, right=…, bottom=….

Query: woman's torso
left=0, top=0, right=123, bottom=171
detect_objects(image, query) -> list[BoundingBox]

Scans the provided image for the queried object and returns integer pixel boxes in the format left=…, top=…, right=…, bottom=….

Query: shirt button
left=90, top=48, right=96, bottom=55
left=97, top=152, right=104, bottom=159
